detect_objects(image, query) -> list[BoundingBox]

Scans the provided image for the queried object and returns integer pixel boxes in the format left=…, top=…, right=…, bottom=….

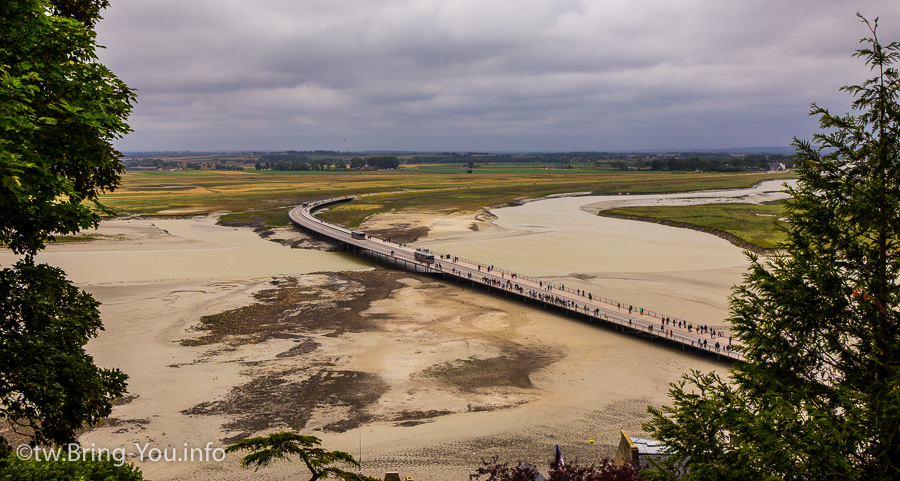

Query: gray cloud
left=95, top=0, right=900, bottom=151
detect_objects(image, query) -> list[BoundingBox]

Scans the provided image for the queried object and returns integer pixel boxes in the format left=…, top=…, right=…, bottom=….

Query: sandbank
left=2, top=200, right=741, bottom=480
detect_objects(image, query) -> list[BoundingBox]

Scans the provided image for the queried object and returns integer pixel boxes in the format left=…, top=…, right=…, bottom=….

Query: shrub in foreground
left=0, top=455, right=144, bottom=481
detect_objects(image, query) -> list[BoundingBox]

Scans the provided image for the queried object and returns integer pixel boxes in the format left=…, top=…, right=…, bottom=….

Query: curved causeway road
left=290, top=196, right=743, bottom=363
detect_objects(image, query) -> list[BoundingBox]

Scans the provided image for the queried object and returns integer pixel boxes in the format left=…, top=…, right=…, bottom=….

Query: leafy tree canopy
left=644, top=15, right=900, bottom=480
left=1, top=0, right=132, bottom=450
left=49, top=0, right=110, bottom=27
left=0, top=261, right=127, bottom=446
left=1, top=0, right=135, bottom=256
left=366, top=156, right=400, bottom=169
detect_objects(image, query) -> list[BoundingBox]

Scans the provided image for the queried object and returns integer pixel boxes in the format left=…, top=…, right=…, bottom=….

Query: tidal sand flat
left=6, top=217, right=362, bottom=284
left=1, top=206, right=731, bottom=480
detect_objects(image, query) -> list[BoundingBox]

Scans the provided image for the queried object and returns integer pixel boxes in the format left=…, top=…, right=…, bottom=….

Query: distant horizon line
left=120, top=146, right=795, bottom=155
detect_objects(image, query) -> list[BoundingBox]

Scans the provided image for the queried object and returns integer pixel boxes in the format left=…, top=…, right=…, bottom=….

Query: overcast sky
left=95, top=1, right=900, bottom=152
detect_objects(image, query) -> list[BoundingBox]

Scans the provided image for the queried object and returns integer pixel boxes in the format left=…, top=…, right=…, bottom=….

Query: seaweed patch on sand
left=419, top=346, right=560, bottom=392
left=184, top=369, right=388, bottom=444
left=181, top=269, right=410, bottom=346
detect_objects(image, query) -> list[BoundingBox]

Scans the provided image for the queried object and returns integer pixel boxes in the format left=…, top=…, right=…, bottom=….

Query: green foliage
left=366, top=156, right=400, bottom=169
left=644, top=16, right=900, bottom=480
left=1, top=0, right=132, bottom=449
left=0, top=260, right=127, bottom=446
left=646, top=154, right=789, bottom=172
left=1, top=0, right=135, bottom=256
left=48, top=0, right=110, bottom=28
left=219, top=207, right=292, bottom=228
left=0, top=454, right=144, bottom=480
left=643, top=371, right=764, bottom=481
left=225, top=431, right=379, bottom=481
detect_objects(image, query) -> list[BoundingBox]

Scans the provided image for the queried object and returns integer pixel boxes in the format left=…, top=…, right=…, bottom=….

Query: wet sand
left=404, top=180, right=791, bottom=328
left=1, top=202, right=741, bottom=480
left=11, top=217, right=363, bottom=284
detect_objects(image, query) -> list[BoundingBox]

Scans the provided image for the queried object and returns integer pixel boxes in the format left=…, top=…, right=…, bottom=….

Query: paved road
left=289, top=197, right=743, bottom=363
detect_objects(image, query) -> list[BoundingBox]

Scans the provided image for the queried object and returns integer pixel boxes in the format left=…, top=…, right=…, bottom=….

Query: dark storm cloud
left=95, top=0, right=900, bottom=151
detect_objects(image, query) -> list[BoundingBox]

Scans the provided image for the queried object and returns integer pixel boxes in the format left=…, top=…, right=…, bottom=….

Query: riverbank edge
left=596, top=211, right=776, bottom=255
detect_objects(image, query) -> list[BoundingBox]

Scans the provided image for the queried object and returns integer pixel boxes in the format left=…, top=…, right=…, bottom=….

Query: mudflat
left=2, top=212, right=729, bottom=480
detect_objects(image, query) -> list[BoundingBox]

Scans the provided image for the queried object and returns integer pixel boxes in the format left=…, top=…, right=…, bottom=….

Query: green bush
left=0, top=455, right=145, bottom=481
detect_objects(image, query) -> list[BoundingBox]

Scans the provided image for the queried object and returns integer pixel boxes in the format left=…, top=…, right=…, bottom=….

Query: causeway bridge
left=289, top=196, right=743, bottom=363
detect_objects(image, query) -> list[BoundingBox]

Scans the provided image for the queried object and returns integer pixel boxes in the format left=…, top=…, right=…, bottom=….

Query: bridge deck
left=289, top=197, right=743, bottom=363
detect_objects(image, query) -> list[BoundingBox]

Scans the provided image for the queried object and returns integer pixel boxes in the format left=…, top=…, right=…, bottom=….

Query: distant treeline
left=403, top=151, right=794, bottom=172
left=643, top=154, right=793, bottom=172
left=214, top=164, right=244, bottom=171
left=362, top=156, right=400, bottom=169
left=255, top=150, right=342, bottom=162
left=123, top=158, right=248, bottom=171
left=257, top=155, right=399, bottom=171
left=256, top=159, right=329, bottom=171
left=403, top=152, right=622, bottom=164
left=123, top=150, right=793, bottom=174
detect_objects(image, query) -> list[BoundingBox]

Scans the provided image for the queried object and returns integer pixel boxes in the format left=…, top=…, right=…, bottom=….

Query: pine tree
left=644, top=15, right=900, bottom=480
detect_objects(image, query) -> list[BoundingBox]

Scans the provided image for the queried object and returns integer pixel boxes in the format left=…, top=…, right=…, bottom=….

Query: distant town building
left=768, top=162, right=786, bottom=172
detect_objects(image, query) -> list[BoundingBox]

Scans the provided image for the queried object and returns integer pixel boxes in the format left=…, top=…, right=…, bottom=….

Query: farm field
left=103, top=167, right=795, bottom=229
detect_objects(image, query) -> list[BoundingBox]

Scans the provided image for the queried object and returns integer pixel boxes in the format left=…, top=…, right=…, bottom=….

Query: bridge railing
left=410, top=248, right=733, bottom=340
left=460, top=271, right=744, bottom=361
